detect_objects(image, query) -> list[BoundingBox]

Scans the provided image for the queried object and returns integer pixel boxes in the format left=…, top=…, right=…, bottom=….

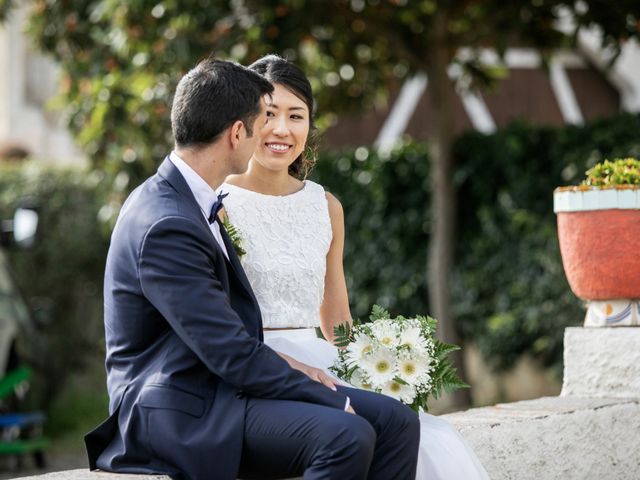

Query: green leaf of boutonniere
left=221, top=215, right=246, bottom=258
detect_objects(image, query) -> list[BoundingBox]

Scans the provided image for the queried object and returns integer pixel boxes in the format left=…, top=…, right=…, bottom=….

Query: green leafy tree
left=2, top=0, right=637, bottom=406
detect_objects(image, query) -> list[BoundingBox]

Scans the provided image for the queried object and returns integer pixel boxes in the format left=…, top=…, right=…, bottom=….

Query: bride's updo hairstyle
left=248, top=54, right=318, bottom=180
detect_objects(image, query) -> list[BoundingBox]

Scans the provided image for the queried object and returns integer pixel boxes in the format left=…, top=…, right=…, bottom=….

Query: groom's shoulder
left=115, top=173, right=190, bottom=232
left=129, top=172, right=179, bottom=209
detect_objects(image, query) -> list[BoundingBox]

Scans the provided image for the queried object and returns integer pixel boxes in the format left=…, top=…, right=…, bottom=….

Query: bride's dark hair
left=248, top=54, right=318, bottom=180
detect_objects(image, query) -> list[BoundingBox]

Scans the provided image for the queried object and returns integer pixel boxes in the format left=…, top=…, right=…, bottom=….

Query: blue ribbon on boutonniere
left=208, top=191, right=229, bottom=224
left=206, top=190, right=246, bottom=258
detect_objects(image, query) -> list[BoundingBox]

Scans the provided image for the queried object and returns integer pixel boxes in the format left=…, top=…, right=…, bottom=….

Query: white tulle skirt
left=263, top=328, right=490, bottom=480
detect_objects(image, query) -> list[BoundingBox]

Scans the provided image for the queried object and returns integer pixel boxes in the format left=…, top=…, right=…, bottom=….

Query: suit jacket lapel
left=157, top=156, right=259, bottom=306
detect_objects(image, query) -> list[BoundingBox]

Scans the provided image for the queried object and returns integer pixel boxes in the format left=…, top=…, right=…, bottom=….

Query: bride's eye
left=266, top=110, right=275, bottom=118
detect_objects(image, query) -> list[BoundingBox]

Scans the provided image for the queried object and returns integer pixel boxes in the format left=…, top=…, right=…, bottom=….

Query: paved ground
left=0, top=449, right=86, bottom=480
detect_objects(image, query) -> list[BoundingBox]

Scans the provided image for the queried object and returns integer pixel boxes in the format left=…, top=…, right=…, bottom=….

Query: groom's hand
left=276, top=352, right=339, bottom=391
left=301, top=365, right=340, bottom=391
left=275, top=351, right=356, bottom=413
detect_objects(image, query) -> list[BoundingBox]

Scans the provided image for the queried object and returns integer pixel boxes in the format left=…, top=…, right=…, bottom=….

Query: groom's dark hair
left=171, top=58, right=274, bottom=148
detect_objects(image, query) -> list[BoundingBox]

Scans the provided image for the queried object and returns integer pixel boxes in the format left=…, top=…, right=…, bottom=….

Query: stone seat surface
left=7, top=471, right=169, bottom=480
left=10, top=469, right=301, bottom=479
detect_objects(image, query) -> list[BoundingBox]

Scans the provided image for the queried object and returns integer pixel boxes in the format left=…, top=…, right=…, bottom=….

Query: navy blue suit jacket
left=85, top=158, right=347, bottom=480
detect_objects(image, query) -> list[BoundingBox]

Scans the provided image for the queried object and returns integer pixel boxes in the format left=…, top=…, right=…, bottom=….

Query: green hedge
left=0, top=163, right=110, bottom=409
left=454, top=114, right=640, bottom=370
left=313, top=113, right=640, bottom=373
left=312, top=143, right=431, bottom=317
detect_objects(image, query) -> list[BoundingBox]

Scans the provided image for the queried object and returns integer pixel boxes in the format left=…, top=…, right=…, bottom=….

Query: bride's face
left=252, top=83, right=310, bottom=173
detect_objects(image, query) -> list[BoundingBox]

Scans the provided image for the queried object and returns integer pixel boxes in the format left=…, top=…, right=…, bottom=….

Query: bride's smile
left=265, top=142, right=292, bottom=153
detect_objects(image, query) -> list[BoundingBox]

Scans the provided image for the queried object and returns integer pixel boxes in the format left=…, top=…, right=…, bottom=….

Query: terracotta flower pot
left=554, top=186, right=640, bottom=300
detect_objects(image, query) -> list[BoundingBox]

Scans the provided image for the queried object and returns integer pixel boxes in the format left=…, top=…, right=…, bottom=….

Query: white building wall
left=0, top=4, right=85, bottom=165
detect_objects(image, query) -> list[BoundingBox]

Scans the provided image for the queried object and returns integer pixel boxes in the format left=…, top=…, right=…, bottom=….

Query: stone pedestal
left=562, top=327, right=640, bottom=397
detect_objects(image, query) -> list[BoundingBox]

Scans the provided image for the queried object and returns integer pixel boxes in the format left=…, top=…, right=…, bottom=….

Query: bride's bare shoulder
left=324, top=191, right=344, bottom=222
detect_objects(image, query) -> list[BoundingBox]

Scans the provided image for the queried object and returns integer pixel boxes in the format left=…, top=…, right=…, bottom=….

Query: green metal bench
left=0, top=366, right=49, bottom=471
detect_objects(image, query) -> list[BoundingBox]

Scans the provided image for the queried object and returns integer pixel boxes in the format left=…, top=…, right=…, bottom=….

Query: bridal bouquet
left=330, top=305, right=467, bottom=413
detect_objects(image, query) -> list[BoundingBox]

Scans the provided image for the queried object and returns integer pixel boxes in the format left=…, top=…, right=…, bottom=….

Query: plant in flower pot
left=554, top=158, right=640, bottom=327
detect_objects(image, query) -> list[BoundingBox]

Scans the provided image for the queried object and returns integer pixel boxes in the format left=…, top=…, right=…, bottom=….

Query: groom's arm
left=138, top=215, right=347, bottom=410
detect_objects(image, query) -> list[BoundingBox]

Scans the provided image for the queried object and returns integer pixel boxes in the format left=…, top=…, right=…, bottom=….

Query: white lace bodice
left=221, top=180, right=332, bottom=328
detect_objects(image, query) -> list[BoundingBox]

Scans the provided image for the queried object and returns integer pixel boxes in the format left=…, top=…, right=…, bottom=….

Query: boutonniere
left=221, top=214, right=246, bottom=258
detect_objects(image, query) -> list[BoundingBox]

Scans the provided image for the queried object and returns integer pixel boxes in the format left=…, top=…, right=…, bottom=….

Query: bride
left=222, top=54, right=489, bottom=480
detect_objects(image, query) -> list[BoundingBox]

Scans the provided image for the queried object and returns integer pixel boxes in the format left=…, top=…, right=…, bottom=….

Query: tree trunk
left=425, top=14, right=472, bottom=409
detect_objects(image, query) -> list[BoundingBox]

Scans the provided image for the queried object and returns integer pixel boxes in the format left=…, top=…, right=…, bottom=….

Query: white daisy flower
left=414, top=346, right=435, bottom=369
left=350, top=369, right=374, bottom=391
left=380, top=380, right=416, bottom=404
left=370, top=320, right=400, bottom=348
left=345, top=332, right=375, bottom=365
left=397, top=356, right=428, bottom=384
left=399, top=325, right=426, bottom=351
left=362, top=346, right=397, bottom=387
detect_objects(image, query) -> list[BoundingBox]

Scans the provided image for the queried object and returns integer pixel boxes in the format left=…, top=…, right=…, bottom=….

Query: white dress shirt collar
left=169, top=151, right=223, bottom=219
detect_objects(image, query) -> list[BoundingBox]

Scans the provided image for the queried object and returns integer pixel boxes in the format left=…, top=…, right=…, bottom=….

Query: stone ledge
left=443, top=396, right=640, bottom=480
left=8, top=470, right=169, bottom=480
left=443, top=395, right=637, bottom=427
left=10, top=468, right=302, bottom=479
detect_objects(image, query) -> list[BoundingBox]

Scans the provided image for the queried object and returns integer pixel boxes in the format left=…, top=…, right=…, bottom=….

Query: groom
left=85, top=58, right=419, bottom=480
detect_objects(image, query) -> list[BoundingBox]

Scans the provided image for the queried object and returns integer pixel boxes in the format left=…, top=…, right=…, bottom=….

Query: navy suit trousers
left=237, top=386, right=420, bottom=480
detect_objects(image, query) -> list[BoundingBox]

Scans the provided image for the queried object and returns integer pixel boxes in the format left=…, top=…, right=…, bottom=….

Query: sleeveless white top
left=221, top=180, right=332, bottom=328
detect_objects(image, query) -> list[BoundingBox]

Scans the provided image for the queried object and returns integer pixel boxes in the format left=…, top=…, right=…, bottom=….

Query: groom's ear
left=228, top=120, right=245, bottom=150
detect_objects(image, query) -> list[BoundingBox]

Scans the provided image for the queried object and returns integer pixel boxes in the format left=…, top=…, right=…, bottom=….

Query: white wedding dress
left=222, top=180, right=490, bottom=480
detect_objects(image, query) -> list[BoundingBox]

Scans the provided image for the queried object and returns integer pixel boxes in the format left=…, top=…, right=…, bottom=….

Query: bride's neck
left=233, top=161, right=301, bottom=195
